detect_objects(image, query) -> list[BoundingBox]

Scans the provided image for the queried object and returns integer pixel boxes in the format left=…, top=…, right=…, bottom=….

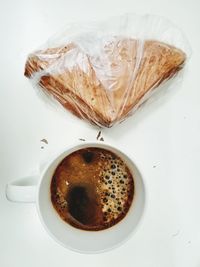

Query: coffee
left=51, top=147, right=134, bottom=231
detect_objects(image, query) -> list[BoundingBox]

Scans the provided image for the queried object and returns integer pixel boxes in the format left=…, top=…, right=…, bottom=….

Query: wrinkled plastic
left=25, top=14, right=190, bottom=127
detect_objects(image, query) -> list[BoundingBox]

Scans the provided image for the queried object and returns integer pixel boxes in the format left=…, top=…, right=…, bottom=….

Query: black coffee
left=51, top=147, right=134, bottom=231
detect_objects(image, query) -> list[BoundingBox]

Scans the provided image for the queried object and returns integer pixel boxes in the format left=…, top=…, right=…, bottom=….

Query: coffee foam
left=97, top=153, right=133, bottom=223
left=51, top=147, right=134, bottom=231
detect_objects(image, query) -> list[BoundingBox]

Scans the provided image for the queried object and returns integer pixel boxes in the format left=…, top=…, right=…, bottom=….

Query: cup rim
left=36, top=140, right=148, bottom=254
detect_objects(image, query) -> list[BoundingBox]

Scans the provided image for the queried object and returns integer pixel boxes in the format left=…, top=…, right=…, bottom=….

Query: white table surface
left=0, top=0, right=200, bottom=266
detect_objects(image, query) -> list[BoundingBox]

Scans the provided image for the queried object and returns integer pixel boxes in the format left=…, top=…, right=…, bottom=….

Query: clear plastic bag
left=24, top=14, right=190, bottom=127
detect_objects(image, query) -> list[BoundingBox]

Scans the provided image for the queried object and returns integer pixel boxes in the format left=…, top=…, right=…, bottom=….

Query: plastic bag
left=24, top=14, right=190, bottom=127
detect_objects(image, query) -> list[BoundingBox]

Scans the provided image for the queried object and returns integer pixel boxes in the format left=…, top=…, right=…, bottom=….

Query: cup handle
left=6, top=175, right=38, bottom=203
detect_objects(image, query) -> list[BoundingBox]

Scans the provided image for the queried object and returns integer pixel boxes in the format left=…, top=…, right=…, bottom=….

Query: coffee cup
left=6, top=141, right=146, bottom=253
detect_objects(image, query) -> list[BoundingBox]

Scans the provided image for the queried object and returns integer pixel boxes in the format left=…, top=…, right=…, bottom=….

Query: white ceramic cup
left=6, top=142, right=146, bottom=254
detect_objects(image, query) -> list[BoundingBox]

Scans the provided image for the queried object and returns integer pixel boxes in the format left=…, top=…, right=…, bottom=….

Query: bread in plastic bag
left=24, top=14, right=190, bottom=127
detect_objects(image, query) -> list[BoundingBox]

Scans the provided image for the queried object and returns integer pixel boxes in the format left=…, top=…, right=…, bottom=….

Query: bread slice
left=25, top=38, right=186, bottom=127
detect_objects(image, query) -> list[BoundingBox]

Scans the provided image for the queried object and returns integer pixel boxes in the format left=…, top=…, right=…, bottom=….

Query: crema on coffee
left=51, top=147, right=134, bottom=231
